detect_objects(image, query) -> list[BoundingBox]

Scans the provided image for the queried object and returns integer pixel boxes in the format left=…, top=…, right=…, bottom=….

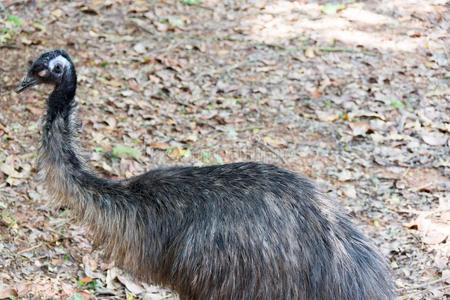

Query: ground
left=0, top=0, right=449, bottom=299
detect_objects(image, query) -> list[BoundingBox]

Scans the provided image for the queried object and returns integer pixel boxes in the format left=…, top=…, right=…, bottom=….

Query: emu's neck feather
left=38, top=68, right=84, bottom=207
left=39, top=99, right=90, bottom=209
left=38, top=107, right=145, bottom=271
left=38, top=76, right=104, bottom=211
left=37, top=70, right=147, bottom=279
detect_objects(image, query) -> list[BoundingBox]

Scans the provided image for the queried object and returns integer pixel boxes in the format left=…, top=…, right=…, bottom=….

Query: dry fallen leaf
left=399, top=168, right=448, bottom=192
left=342, top=185, right=357, bottom=198
left=150, top=142, right=170, bottom=150
left=79, top=5, right=100, bottom=15
left=104, top=116, right=117, bottom=128
left=0, top=287, right=18, bottom=299
left=310, top=89, right=322, bottom=99
left=0, top=155, right=32, bottom=186
left=263, top=136, right=288, bottom=149
left=167, top=147, right=191, bottom=160
left=316, top=110, right=339, bottom=122
left=117, top=274, right=145, bottom=295
left=79, top=277, right=93, bottom=284
left=405, top=211, right=450, bottom=245
left=442, top=270, right=450, bottom=285
left=71, top=291, right=93, bottom=300
left=420, top=131, right=448, bottom=146
left=82, top=254, right=105, bottom=281
left=349, top=121, right=370, bottom=136
left=128, top=0, right=151, bottom=13
left=51, top=9, right=64, bottom=18
left=304, top=47, right=316, bottom=58
left=348, top=111, right=385, bottom=120
left=106, top=267, right=121, bottom=290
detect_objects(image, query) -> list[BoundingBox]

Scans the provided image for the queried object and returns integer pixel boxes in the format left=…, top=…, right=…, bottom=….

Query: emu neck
left=39, top=67, right=91, bottom=208
left=37, top=62, right=141, bottom=272
left=42, top=68, right=81, bottom=168
left=39, top=66, right=118, bottom=209
left=46, top=72, right=77, bottom=122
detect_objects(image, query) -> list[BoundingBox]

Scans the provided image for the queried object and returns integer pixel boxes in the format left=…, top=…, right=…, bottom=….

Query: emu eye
left=53, top=64, right=62, bottom=74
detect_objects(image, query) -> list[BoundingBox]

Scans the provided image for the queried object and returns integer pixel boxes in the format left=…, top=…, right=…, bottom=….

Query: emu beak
left=16, top=75, right=39, bottom=93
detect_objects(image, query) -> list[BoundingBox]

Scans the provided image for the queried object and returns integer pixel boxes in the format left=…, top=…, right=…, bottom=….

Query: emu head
left=16, top=49, right=73, bottom=93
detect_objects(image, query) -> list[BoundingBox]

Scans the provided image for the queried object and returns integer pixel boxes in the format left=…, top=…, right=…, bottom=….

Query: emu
left=16, top=50, right=395, bottom=300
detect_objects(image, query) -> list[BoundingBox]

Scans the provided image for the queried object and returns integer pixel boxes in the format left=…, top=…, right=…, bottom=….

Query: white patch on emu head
left=48, top=55, right=70, bottom=72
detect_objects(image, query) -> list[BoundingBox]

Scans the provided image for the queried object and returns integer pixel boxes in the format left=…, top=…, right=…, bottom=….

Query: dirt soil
left=0, top=0, right=449, bottom=299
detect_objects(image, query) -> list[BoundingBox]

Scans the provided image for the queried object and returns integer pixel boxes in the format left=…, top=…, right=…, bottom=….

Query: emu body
left=18, top=50, right=395, bottom=300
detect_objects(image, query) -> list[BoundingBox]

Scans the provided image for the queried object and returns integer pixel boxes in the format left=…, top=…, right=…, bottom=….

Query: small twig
left=236, top=125, right=265, bottom=132
left=256, top=141, right=287, bottom=164
left=128, top=18, right=157, bottom=35
left=318, top=47, right=355, bottom=53
left=0, top=44, right=20, bottom=49
left=196, top=5, right=215, bottom=11
left=17, top=243, right=42, bottom=254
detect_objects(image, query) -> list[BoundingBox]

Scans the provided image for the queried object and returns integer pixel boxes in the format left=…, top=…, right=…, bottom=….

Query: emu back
left=124, top=163, right=394, bottom=299
left=17, top=50, right=395, bottom=300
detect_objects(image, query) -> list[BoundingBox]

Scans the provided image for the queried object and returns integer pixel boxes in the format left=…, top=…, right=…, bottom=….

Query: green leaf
left=112, top=145, right=140, bottom=159
left=181, top=0, right=201, bottom=5
left=200, top=151, right=211, bottom=163
left=390, top=99, right=405, bottom=110
left=126, top=293, right=135, bottom=300
left=86, top=280, right=98, bottom=290
left=6, top=15, right=23, bottom=27
left=77, top=280, right=86, bottom=287
left=321, top=3, right=345, bottom=15
left=213, top=154, right=224, bottom=164
left=72, top=294, right=84, bottom=300
left=1, top=211, right=17, bottom=228
left=167, top=16, right=184, bottom=28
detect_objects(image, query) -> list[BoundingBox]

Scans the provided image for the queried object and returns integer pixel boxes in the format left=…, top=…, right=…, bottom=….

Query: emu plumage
left=17, top=50, right=395, bottom=300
